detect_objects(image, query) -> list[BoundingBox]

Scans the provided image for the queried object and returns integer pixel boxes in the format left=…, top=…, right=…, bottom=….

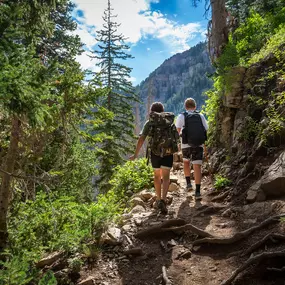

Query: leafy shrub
left=109, top=158, right=153, bottom=200
left=214, top=174, right=231, bottom=190
left=217, top=36, right=239, bottom=73
left=2, top=158, right=152, bottom=284
left=234, top=11, right=268, bottom=64
left=202, top=77, right=223, bottom=146
left=249, top=23, right=285, bottom=64
left=0, top=253, right=35, bottom=285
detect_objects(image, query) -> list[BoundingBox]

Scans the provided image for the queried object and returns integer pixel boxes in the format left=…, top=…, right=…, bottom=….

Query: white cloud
left=76, top=51, right=100, bottom=72
left=72, top=0, right=205, bottom=53
left=147, top=47, right=151, bottom=51
left=129, top=76, right=137, bottom=83
left=73, top=25, right=97, bottom=50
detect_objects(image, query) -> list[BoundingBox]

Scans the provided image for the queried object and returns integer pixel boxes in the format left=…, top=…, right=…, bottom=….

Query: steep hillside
left=136, top=42, right=214, bottom=125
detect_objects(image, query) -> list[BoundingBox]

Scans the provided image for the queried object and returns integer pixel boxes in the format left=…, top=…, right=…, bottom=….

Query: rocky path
left=77, top=167, right=285, bottom=285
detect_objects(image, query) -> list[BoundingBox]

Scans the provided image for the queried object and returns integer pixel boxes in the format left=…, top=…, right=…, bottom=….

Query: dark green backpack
left=148, top=112, right=179, bottom=157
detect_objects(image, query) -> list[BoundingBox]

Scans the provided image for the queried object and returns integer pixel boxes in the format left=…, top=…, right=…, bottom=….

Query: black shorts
left=151, top=153, right=173, bottom=169
left=182, top=147, right=203, bottom=165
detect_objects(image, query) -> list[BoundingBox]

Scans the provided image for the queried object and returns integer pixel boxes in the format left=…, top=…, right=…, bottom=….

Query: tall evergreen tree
left=0, top=0, right=108, bottom=249
left=93, top=0, right=137, bottom=191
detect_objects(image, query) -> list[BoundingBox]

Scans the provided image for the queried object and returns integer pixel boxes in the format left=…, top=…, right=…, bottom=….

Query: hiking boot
left=158, top=199, right=168, bottom=214
left=194, top=191, right=202, bottom=200
left=185, top=183, right=193, bottom=192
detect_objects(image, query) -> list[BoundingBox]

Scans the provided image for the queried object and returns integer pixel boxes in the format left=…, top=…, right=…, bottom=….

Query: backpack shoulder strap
left=183, top=111, right=188, bottom=128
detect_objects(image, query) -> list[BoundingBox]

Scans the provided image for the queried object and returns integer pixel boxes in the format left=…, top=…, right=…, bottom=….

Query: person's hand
left=129, top=154, right=136, bottom=161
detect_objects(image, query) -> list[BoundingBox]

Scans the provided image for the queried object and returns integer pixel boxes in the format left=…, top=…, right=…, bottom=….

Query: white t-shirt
left=175, top=111, right=209, bottom=149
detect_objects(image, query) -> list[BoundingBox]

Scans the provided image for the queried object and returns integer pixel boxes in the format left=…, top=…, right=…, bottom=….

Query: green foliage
left=67, top=257, right=83, bottom=273
left=233, top=8, right=285, bottom=65
left=110, top=158, right=153, bottom=200
left=249, top=23, right=285, bottom=64
left=2, top=158, right=151, bottom=283
left=234, top=11, right=268, bottom=64
left=81, top=243, right=101, bottom=259
left=236, top=116, right=259, bottom=142
left=202, top=77, right=223, bottom=146
left=217, top=36, right=239, bottom=73
left=214, top=174, right=231, bottom=190
left=203, top=3, right=285, bottom=148
left=0, top=252, right=35, bottom=285
left=261, top=105, right=285, bottom=143
left=9, top=194, right=94, bottom=255
left=38, top=271, right=57, bottom=285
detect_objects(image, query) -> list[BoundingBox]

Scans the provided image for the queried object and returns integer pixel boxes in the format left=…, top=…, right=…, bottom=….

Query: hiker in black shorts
left=130, top=102, right=179, bottom=214
left=176, top=98, right=208, bottom=199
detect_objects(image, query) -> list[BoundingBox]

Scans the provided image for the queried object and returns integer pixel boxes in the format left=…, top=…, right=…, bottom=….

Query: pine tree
left=0, top=0, right=108, bottom=249
left=93, top=0, right=137, bottom=191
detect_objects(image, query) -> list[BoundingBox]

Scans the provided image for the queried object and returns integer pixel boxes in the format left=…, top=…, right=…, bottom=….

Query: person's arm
left=175, top=114, right=183, bottom=135
left=130, top=120, right=150, bottom=160
left=129, top=136, right=146, bottom=160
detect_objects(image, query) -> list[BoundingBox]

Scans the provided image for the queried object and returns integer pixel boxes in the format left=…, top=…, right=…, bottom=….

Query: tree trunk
left=210, top=0, right=228, bottom=61
left=0, top=116, right=21, bottom=249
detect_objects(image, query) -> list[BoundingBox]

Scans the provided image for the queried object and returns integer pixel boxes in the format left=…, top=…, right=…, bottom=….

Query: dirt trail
left=78, top=169, right=285, bottom=285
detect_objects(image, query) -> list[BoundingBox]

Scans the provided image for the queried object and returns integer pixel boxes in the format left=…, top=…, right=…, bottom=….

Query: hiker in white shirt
left=176, top=98, right=208, bottom=199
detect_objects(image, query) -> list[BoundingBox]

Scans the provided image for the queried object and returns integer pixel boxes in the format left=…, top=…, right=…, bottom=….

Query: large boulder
left=246, top=151, right=285, bottom=202
left=260, top=151, right=285, bottom=197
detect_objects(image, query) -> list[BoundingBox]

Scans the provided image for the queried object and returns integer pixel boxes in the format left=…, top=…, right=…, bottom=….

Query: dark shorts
left=151, top=153, right=173, bottom=170
left=182, top=147, right=203, bottom=165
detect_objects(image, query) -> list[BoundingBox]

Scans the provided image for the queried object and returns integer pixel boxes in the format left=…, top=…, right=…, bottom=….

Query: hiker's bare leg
left=183, top=159, right=191, bottom=177
left=153, top=169, right=162, bottom=200
left=161, top=168, right=170, bottom=201
left=193, top=164, right=202, bottom=184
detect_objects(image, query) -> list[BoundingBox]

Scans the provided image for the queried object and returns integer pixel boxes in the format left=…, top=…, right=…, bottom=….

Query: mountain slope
left=136, top=42, right=214, bottom=125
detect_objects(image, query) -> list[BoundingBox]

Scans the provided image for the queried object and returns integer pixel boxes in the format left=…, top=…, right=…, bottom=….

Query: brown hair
left=184, top=98, right=196, bottom=109
left=150, top=102, right=164, bottom=113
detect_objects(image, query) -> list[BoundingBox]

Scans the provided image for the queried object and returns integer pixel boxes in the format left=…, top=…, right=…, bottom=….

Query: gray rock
left=130, top=197, right=145, bottom=208
left=130, top=205, right=145, bottom=214
left=99, top=227, right=121, bottom=245
left=260, top=151, right=285, bottom=197
left=246, top=151, right=285, bottom=202
left=137, top=190, right=154, bottom=201
left=36, top=251, right=64, bottom=268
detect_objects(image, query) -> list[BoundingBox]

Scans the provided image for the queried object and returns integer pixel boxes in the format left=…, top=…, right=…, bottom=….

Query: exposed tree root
left=193, top=214, right=285, bottom=245
left=211, top=190, right=230, bottom=202
left=165, top=224, right=213, bottom=237
left=162, top=266, right=172, bottom=285
left=267, top=266, right=285, bottom=272
left=123, top=247, right=144, bottom=256
left=135, top=219, right=186, bottom=239
left=220, top=250, right=285, bottom=285
left=135, top=219, right=213, bottom=239
left=242, top=233, right=285, bottom=257
left=193, top=205, right=226, bottom=217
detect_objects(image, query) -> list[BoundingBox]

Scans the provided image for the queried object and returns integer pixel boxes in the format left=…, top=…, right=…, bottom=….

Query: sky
left=72, top=0, right=208, bottom=85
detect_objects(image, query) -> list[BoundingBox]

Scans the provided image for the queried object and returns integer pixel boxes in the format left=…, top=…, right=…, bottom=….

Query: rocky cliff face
left=135, top=42, right=214, bottom=126
left=210, top=50, right=285, bottom=203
